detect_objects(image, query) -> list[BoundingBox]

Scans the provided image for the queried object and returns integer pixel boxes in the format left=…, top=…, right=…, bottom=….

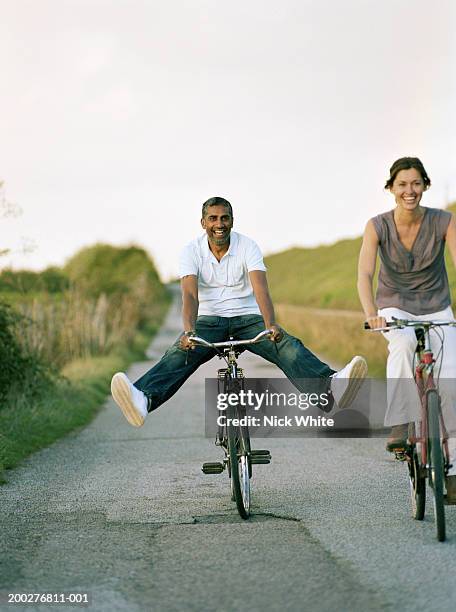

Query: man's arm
left=249, top=270, right=283, bottom=342
left=180, top=275, right=199, bottom=349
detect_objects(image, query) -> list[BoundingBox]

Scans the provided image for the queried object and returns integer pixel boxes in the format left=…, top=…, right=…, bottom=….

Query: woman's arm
left=357, top=220, right=385, bottom=329
left=445, top=213, right=456, bottom=268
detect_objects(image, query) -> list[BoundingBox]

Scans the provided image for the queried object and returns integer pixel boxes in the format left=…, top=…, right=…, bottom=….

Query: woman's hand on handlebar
left=365, top=315, right=387, bottom=330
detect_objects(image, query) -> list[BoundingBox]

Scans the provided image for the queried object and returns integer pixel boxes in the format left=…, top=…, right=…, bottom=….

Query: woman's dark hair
left=384, top=157, right=431, bottom=190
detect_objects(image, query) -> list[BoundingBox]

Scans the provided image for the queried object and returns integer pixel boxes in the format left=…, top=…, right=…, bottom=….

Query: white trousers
left=379, top=306, right=456, bottom=474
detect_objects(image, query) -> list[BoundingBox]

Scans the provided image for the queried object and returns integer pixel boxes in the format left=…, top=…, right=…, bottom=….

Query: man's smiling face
left=201, top=204, right=233, bottom=247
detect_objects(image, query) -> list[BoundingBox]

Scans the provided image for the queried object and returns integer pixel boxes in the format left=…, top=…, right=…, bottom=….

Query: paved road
left=2, top=293, right=456, bottom=612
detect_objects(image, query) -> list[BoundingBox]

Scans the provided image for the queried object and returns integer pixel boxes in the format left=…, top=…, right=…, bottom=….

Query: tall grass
left=0, top=301, right=53, bottom=405
left=2, top=244, right=170, bottom=368
left=276, top=304, right=387, bottom=378
left=0, top=243, right=171, bottom=480
left=14, top=286, right=167, bottom=368
left=0, top=290, right=170, bottom=481
left=0, top=330, right=160, bottom=480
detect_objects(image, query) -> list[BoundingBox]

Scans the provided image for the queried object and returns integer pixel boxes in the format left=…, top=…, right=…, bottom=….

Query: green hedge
left=64, top=243, right=166, bottom=299
left=0, top=267, right=69, bottom=294
left=0, top=302, right=53, bottom=405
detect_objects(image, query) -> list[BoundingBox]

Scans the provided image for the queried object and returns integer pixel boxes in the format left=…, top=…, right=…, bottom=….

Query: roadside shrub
left=0, top=301, right=53, bottom=405
left=0, top=267, right=69, bottom=294
left=64, top=243, right=165, bottom=300
left=3, top=244, right=170, bottom=370
left=14, top=289, right=163, bottom=367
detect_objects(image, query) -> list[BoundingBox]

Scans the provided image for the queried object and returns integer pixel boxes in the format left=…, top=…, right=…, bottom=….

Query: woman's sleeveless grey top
left=371, top=207, right=452, bottom=315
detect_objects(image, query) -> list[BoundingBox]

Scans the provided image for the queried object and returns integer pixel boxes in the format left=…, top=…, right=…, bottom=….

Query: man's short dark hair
left=201, top=197, right=233, bottom=219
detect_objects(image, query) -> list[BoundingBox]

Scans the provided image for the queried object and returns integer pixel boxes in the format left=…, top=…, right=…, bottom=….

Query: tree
left=0, top=181, right=36, bottom=260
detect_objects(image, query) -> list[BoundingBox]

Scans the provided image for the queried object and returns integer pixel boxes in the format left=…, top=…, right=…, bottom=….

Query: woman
left=357, top=157, right=456, bottom=499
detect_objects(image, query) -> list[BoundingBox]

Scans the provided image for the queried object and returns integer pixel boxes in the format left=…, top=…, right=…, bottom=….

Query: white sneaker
left=111, top=372, right=148, bottom=427
left=330, top=356, right=367, bottom=409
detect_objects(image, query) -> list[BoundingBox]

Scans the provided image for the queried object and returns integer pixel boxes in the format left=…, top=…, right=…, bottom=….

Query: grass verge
left=0, top=311, right=168, bottom=483
left=276, top=303, right=387, bottom=378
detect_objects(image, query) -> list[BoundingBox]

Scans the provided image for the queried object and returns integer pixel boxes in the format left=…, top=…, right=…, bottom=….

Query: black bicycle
left=189, top=330, right=273, bottom=519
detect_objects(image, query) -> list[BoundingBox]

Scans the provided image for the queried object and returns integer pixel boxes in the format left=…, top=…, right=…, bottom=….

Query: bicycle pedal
left=251, top=454, right=271, bottom=464
left=202, top=462, right=224, bottom=474
left=251, top=449, right=271, bottom=456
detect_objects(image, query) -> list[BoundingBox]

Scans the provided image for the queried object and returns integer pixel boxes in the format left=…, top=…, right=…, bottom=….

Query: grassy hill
left=266, top=202, right=456, bottom=310
left=266, top=238, right=363, bottom=309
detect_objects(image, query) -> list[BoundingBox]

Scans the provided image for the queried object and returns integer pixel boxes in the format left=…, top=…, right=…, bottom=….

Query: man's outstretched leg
left=111, top=372, right=150, bottom=427
left=111, top=342, right=215, bottom=427
left=111, top=316, right=229, bottom=426
left=231, top=315, right=367, bottom=409
left=330, top=356, right=368, bottom=409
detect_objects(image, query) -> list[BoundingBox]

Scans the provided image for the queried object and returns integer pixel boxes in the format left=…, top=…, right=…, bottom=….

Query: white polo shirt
left=179, top=231, right=267, bottom=317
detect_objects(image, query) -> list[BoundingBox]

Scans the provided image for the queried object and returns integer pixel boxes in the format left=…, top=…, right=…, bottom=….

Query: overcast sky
left=1, top=0, right=455, bottom=279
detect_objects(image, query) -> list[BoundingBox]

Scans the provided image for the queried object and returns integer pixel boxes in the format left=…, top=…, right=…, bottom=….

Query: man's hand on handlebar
left=179, top=326, right=281, bottom=350
left=268, top=324, right=283, bottom=343
left=180, top=331, right=196, bottom=350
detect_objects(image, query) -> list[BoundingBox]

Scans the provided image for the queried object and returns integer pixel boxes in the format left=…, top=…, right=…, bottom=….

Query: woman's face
left=390, top=168, right=425, bottom=212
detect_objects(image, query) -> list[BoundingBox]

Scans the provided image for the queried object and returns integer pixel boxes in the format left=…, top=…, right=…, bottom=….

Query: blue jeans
left=134, top=314, right=335, bottom=411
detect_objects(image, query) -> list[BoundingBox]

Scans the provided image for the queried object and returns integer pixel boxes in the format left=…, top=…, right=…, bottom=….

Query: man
left=111, top=197, right=367, bottom=426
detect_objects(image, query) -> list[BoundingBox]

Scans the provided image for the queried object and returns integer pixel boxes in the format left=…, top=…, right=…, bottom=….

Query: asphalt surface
left=2, top=293, right=456, bottom=612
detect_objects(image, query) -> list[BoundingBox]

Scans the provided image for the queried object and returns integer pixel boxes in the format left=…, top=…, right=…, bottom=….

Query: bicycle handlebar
left=363, top=321, right=393, bottom=331
left=188, top=329, right=274, bottom=349
left=364, top=318, right=456, bottom=332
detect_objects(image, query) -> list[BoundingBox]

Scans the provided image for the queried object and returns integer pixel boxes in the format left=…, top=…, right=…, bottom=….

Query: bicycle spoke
left=427, top=391, right=446, bottom=542
left=227, top=404, right=251, bottom=519
left=408, top=445, right=425, bottom=520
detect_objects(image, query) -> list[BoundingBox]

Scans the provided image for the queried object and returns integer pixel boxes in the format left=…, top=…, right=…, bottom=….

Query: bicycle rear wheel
left=427, top=390, right=446, bottom=542
left=227, top=404, right=251, bottom=519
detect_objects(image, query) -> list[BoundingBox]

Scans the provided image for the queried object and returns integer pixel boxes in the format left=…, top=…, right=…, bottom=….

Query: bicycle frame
left=365, top=316, right=456, bottom=540
left=411, top=325, right=450, bottom=470
left=216, top=346, right=245, bottom=447
left=192, top=329, right=273, bottom=519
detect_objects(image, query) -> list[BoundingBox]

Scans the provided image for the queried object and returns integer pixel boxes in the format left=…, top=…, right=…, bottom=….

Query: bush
left=14, top=289, right=166, bottom=368
left=0, top=301, right=53, bottom=405
left=0, top=267, right=69, bottom=294
left=64, top=243, right=165, bottom=300
left=1, top=244, right=170, bottom=370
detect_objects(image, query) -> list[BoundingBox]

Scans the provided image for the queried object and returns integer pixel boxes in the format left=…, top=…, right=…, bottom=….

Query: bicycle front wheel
left=427, top=390, right=446, bottom=542
left=408, top=445, right=425, bottom=520
left=227, top=405, right=251, bottom=519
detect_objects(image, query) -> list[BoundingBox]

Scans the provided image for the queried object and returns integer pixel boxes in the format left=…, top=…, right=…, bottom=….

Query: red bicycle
left=366, top=317, right=456, bottom=542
